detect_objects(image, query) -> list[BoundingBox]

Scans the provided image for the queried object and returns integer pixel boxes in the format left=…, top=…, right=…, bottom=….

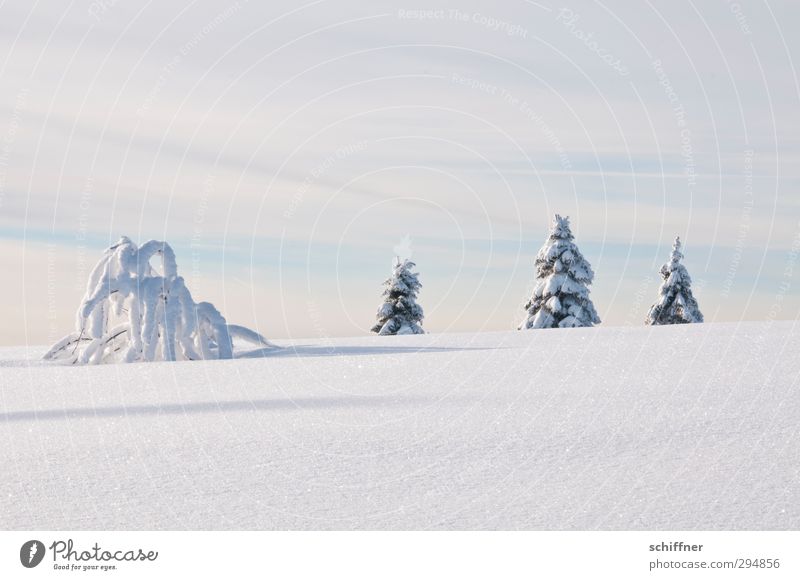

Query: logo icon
left=20, top=540, right=45, bottom=568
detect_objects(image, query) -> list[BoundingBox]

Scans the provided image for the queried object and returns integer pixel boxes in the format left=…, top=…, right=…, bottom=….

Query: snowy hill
left=1, top=321, right=798, bottom=530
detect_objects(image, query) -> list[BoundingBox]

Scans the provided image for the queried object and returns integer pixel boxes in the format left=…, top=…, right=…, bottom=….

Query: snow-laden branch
left=43, top=236, right=274, bottom=364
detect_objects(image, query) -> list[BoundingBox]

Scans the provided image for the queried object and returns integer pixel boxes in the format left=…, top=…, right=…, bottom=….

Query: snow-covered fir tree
left=519, top=214, right=601, bottom=329
left=371, top=258, right=425, bottom=335
left=645, top=236, right=704, bottom=325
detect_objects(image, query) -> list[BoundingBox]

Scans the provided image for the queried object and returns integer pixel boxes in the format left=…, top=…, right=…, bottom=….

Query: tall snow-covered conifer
left=519, top=214, right=600, bottom=329
left=371, top=258, right=425, bottom=335
left=645, top=236, right=704, bottom=325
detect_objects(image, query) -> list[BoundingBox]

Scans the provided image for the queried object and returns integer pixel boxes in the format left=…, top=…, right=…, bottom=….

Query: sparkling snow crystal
left=43, top=236, right=273, bottom=364
left=645, top=236, right=704, bottom=325
left=519, top=214, right=601, bottom=329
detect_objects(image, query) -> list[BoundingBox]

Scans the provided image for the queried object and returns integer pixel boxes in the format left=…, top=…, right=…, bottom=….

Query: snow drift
left=1, top=321, right=798, bottom=530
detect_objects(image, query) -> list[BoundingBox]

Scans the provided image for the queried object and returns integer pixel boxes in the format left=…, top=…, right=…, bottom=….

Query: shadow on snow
left=0, top=394, right=436, bottom=423
left=236, top=344, right=496, bottom=359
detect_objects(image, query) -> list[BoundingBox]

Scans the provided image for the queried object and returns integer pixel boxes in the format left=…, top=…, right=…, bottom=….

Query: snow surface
left=1, top=321, right=799, bottom=530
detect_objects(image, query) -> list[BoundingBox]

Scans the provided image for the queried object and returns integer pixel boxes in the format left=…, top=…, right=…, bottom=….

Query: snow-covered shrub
left=43, top=236, right=273, bottom=364
left=645, top=236, right=704, bottom=325
left=371, top=258, right=425, bottom=335
left=519, top=214, right=601, bottom=329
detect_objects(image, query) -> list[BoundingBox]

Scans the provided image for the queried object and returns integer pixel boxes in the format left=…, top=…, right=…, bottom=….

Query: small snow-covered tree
left=645, top=236, right=703, bottom=325
left=371, top=258, right=425, bottom=335
left=519, top=214, right=600, bottom=329
left=43, top=236, right=273, bottom=364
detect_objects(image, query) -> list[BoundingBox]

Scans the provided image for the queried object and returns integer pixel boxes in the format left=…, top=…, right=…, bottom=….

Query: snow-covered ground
left=1, top=321, right=798, bottom=530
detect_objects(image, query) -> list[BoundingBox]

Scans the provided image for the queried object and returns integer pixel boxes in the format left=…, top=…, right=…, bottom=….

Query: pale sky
left=1, top=0, right=799, bottom=346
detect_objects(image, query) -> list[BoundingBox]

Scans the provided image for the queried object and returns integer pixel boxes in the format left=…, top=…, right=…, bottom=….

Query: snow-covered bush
left=371, top=258, right=425, bottom=335
left=43, top=236, right=273, bottom=364
left=645, top=236, right=704, bottom=325
left=519, top=214, right=601, bottom=329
